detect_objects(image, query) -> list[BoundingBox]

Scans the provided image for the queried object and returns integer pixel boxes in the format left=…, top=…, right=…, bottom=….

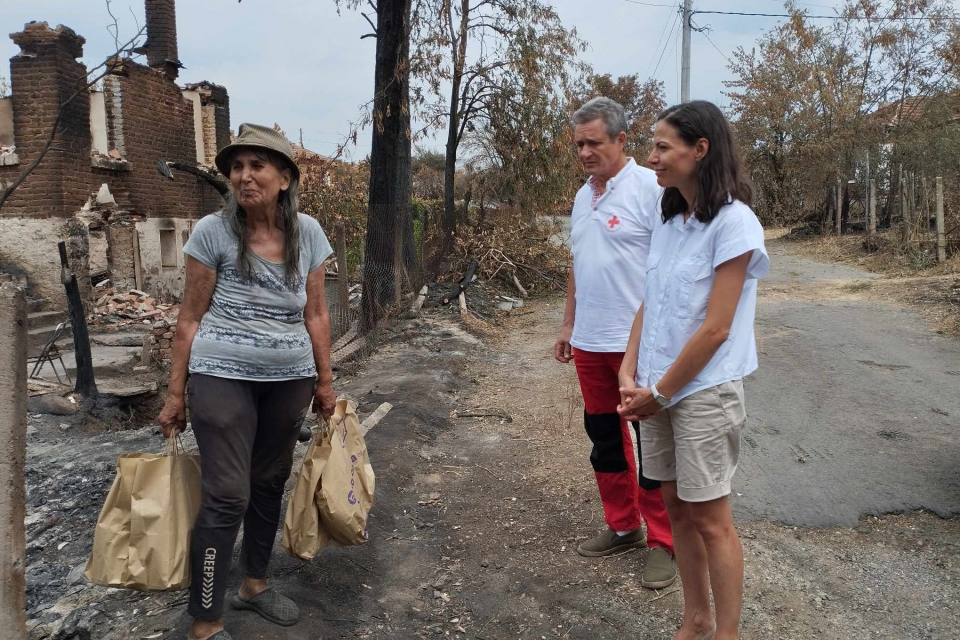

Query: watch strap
left=650, top=383, right=670, bottom=407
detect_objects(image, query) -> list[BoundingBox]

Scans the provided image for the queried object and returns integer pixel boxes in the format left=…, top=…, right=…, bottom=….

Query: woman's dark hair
left=222, top=148, right=302, bottom=288
left=656, top=100, right=752, bottom=224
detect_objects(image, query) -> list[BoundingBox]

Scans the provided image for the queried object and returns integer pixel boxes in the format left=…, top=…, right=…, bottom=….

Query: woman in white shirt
left=618, top=101, right=769, bottom=640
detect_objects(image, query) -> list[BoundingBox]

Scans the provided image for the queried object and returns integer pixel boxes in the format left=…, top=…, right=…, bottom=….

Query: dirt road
left=27, top=238, right=960, bottom=640
left=745, top=241, right=960, bottom=526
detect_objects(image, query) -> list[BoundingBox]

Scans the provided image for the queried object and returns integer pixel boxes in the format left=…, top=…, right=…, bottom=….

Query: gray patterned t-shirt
left=182, top=212, right=333, bottom=381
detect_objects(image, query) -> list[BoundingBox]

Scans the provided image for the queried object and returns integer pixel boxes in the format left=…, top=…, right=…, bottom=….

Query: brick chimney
left=144, top=0, right=180, bottom=80
left=7, top=23, right=92, bottom=217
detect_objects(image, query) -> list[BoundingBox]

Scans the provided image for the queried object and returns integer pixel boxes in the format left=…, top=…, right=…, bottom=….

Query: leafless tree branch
left=361, top=11, right=378, bottom=36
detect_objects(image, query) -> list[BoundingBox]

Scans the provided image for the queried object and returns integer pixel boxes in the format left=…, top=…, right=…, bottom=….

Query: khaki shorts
left=640, top=380, right=746, bottom=502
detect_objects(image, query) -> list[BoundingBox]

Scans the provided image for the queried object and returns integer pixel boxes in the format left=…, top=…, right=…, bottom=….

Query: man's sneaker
left=641, top=547, right=677, bottom=589
left=576, top=528, right=646, bottom=557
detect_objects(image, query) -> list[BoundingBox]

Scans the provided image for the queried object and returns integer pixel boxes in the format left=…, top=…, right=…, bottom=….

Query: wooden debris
left=331, top=327, right=358, bottom=353
left=443, top=259, right=478, bottom=305
left=410, top=285, right=429, bottom=313
left=458, top=291, right=467, bottom=316
left=361, top=402, right=393, bottom=436
left=331, top=336, right=366, bottom=364
left=456, top=408, right=512, bottom=422
left=511, top=272, right=529, bottom=298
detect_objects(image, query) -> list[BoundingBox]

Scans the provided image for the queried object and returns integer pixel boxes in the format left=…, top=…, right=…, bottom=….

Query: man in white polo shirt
left=554, top=97, right=675, bottom=589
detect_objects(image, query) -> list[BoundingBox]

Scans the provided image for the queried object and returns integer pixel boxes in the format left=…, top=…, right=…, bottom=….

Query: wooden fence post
left=826, top=187, right=834, bottom=234
left=936, top=177, right=946, bottom=263
left=920, top=176, right=927, bottom=241
left=336, top=224, right=350, bottom=334
left=0, top=283, right=27, bottom=638
left=835, top=180, right=842, bottom=235
left=910, top=172, right=918, bottom=243
left=869, top=179, right=877, bottom=235
left=901, top=175, right=910, bottom=244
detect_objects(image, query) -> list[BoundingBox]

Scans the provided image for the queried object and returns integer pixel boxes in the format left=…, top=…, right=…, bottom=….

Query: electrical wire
left=701, top=29, right=733, bottom=64
left=652, top=12, right=681, bottom=81
left=691, top=9, right=955, bottom=20
left=675, top=23, right=681, bottom=102
left=622, top=0, right=676, bottom=7
left=643, top=7, right=677, bottom=79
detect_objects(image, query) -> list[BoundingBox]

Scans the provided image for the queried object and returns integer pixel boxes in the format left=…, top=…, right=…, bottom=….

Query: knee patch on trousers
left=584, top=411, right=628, bottom=473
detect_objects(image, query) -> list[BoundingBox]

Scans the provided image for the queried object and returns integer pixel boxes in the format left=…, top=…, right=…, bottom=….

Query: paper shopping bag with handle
left=316, top=399, right=375, bottom=546
left=282, top=421, right=332, bottom=560
left=85, top=438, right=201, bottom=591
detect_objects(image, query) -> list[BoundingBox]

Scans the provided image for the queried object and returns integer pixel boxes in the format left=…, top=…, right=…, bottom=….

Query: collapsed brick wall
left=103, top=62, right=223, bottom=220
left=0, top=24, right=94, bottom=218
left=1, top=22, right=226, bottom=222
left=192, top=82, right=230, bottom=166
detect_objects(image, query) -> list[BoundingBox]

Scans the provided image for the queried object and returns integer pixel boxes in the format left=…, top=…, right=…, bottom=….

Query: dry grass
left=779, top=230, right=960, bottom=338
left=784, top=230, right=959, bottom=278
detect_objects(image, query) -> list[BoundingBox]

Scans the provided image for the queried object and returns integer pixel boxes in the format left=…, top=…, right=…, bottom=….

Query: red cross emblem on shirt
left=605, top=215, right=621, bottom=232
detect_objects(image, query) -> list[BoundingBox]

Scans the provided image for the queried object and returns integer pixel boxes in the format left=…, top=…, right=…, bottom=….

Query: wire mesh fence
left=321, top=201, right=445, bottom=361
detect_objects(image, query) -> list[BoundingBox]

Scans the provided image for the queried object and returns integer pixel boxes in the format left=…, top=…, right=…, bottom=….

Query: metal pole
left=681, top=0, right=692, bottom=102
left=869, top=179, right=877, bottom=235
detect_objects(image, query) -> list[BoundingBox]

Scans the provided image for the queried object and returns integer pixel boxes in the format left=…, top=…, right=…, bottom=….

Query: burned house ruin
left=0, top=0, right=230, bottom=349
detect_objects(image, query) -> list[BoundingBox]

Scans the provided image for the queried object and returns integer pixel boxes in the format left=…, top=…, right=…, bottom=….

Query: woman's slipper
left=229, top=589, right=300, bottom=627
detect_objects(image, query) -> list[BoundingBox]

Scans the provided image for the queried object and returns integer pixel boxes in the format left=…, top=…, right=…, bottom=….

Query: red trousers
left=573, top=348, right=674, bottom=553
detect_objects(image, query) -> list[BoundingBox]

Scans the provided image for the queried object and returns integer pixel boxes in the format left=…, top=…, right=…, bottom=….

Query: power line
left=675, top=23, right=681, bottom=102
left=652, top=12, right=681, bottom=81
left=643, top=8, right=677, bottom=79
left=691, top=9, right=956, bottom=20
left=702, top=31, right=732, bottom=64
left=621, top=0, right=676, bottom=7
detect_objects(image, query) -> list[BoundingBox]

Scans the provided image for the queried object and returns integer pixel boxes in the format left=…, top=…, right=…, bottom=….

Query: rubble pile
left=91, top=282, right=178, bottom=326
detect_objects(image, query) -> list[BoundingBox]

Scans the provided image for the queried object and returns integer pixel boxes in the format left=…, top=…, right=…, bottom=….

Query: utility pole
left=681, top=0, right=693, bottom=102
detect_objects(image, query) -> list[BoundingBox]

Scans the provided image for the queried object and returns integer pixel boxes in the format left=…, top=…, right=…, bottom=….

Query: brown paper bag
left=85, top=439, right=201, bottom=591
left=282, top=426, right=332, bottom=560
left=316, top=400, right=375, bottom=546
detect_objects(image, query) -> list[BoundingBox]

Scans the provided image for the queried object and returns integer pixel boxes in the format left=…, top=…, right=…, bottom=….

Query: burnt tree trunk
left=442, top=86, right=461, bottom=238
left=442, top=3, right=469, bottom=239
left=58, top=242, right=97, bottom=398
left=361, top=0, right=412, bottom=333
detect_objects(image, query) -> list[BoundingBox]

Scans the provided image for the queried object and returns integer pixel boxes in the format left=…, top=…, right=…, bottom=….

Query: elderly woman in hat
left=157, top=123, right=336, bottom=640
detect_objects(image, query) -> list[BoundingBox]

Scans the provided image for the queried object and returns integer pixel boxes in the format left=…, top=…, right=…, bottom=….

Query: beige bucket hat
left=215, top=123, right=300, bottom=181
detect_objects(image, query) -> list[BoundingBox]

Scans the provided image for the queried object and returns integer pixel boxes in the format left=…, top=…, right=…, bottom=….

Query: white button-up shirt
left=635, top=200, right=770, bottom=404
left=570, top=157, right=662, bottom=352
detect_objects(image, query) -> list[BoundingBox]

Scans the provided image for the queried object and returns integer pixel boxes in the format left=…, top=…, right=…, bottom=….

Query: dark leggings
left=187, top=373, right=314, bottom=621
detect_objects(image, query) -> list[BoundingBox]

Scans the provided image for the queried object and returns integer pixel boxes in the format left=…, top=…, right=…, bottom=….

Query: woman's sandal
left=229, top=589, right=300, bottom=627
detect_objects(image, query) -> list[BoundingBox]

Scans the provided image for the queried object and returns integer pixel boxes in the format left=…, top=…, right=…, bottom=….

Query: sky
left=1, top=0, right=854, bottom=159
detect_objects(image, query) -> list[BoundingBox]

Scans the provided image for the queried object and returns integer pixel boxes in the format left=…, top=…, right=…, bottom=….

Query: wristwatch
left=650, top=383, right=671, bottom=407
